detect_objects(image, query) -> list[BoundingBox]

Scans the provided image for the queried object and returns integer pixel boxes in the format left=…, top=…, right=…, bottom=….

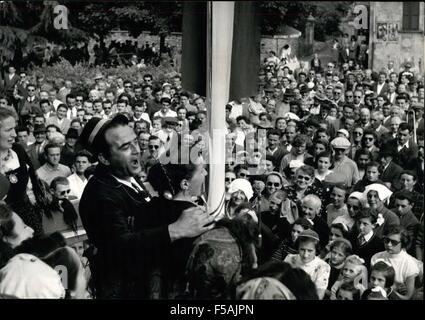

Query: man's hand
left=168, top=206, right=215, bottom=242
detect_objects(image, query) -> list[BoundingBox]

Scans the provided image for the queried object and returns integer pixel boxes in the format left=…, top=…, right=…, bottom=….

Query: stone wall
left=370, top=2, right=425, bottom=74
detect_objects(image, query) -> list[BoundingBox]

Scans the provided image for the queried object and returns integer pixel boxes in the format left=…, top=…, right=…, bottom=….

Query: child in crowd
left=271, top=217, right=313, bottom=261
left=352, top=208, right=384, bottom=269
left=326, top=184, right=348, bottom=227
left=330, top=254, right=367, bottom=299
left=284, top=229, right=331, bottom=299
left=324, top=238, right=353, bottom=298
left=335, top=282, right=362, bottom=300
left=320, top=222, right=350, bottom=259
left=361, top=260, right=400, bottom=300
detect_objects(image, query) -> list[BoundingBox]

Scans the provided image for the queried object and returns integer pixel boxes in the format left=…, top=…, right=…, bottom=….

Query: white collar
left=112, top=175, right=144, bottom=194
left=360, top=230, right=374, bottom=242
left=399, top=140, right=410, bottom=149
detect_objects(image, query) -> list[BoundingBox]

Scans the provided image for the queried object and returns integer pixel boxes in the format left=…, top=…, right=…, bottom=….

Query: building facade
left=368, top=2, right=424, bottom=75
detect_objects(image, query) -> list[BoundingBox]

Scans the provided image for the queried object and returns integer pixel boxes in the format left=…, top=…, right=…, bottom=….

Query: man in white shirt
left=153, top=97, right=177, bottom=118
left=67, top=150, right=92, bottom=199
left=48, top=88, right=62, bottom=112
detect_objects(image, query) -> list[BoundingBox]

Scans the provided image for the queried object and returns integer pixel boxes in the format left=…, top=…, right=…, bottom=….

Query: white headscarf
left=228, top=178, right=254, bottom=201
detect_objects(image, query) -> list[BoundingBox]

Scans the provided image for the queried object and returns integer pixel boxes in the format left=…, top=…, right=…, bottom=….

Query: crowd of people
left=0, top=41, right=424, bottom=300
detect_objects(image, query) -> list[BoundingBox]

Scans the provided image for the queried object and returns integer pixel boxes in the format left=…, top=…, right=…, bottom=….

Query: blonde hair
left=302, top=194, right=322, bottom=210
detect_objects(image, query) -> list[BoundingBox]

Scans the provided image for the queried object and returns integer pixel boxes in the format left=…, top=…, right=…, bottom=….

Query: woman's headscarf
left=362, top=183, right=393, bottom=203
left=236, top=277, right=296, bottom=300
left=228, top=179, right=254, bottom=201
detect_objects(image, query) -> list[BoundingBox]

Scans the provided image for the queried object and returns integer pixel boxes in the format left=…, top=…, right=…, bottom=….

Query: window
left=403, top=2, right=420, bottom=31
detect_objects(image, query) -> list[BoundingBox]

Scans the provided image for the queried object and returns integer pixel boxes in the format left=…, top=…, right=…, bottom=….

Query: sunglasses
left=297, top=175, right=311, bottom=181
left=334, top=148, right=346, bottom=152
left=364, top=137, right=374, bottom=141
left=225, top=177, right=235, bottom=182
left=59, top=189, right=71, bottom=196
left=384, top=238, right=401, bottom=246
left=267, top=182, right=281, bottom=187
left=149, top=145, right=160, bottom=149
left=76, top=98, right=83, bottom=102
left=354, top=132, right=363, bottom=135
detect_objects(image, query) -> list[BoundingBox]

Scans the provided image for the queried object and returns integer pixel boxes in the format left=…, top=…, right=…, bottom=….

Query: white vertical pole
left=207, top=1, right=235, bottom=220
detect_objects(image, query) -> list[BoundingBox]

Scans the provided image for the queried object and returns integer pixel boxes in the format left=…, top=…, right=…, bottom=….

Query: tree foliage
left=259, top=1, right=353, bottom=41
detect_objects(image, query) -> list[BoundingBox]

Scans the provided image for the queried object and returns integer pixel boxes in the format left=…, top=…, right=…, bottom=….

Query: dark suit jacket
left=2, top=73, right=19, bottom=94
left=380, top=161, right=403, bottom=190
left=387, top=139, right=418, bottom=169
left=351, top=232, right=384, bottom=270
left=266, top=147, right=288, bottom=168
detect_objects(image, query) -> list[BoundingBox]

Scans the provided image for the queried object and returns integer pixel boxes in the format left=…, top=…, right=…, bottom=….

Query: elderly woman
left=286, top=165, right=325, bottom=214
left=225, top=178, right=254, bottom=220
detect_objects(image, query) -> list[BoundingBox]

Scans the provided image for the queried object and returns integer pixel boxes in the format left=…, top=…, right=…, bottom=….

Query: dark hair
left=44, top=142, right=61, bottom=155
left=57, top=104, right=68, bottom=112
left=399, top=170, right=417, bottom=181
left=356, top=207, right=378, bottom=224
left=74, top=150, right=93, bottom=163
left=292, top=134, right=308, bottom=148
left=236, top=115, right=250, bottom=124
left=16, top=126, right=29, bottom=134
left=370, top=261, right=395, bottom=288
left=0, top=203, right=14, bottom=239
left=147, top=162, right=198, bottom=197
left=355, top=148, right=372, bottom=162
left=329, top=238, right=352, bottom=256
left=295, top=235, right=320, bottom=253
left=330, top=223, right=349, bottom=239
left=337, top=282, right=361, bottom=300
left=398, top=122, right=413, bottom=133
left=293, top=217, right=313, bottom=230
left=384, top=225, right=411, bottom=249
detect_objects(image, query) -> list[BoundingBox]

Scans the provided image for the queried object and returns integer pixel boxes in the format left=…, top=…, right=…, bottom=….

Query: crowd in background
left=0, top=40, right=423, bottom=299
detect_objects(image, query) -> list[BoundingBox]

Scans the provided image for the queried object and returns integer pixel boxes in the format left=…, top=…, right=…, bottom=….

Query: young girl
left=330, top=254, right=367, bottom=300
left=361, top=260, right=400, bottom=300
left=324, top=238, right=353, bottom=298
left=336, top=282, right=362, bottom=300
left=284, top=229, right=331, bottom=299
left=320, top=222, right=350, bottom=259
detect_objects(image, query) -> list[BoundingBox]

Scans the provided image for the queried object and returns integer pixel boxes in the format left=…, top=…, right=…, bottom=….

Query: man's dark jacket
left=79, top=164, right=171, bottom=298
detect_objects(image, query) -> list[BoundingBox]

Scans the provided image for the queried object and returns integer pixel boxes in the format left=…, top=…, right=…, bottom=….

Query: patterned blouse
left=284, top=254, right=331, bottom=293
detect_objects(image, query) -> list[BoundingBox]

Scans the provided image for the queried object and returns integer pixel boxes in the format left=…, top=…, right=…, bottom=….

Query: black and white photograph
left=0, top=0, right=423, bottom=306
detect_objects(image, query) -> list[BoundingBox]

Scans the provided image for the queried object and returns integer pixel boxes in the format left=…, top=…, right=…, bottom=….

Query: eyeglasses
left=267, top=182, right=281, bottom=187
left=76, top=98, right=83, bottom=102
left=59, top=189, right=71, bottom=196
left=297, top=175, right=311, bottom=181
left=149, top=145, right=160, bottom=149
left=334, top=148, right=346, bottom=152
left=384, top=238, right=401, bottom=246
left=364, top=137, right=374, bottom=141
left=225, top=177, right=235, bottom=182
